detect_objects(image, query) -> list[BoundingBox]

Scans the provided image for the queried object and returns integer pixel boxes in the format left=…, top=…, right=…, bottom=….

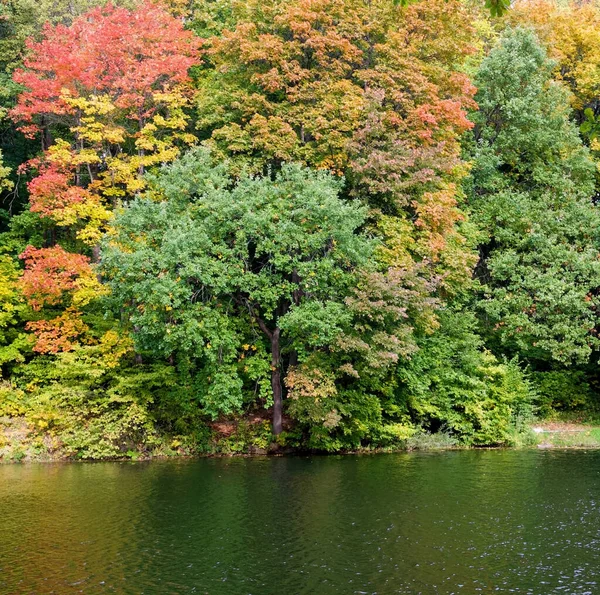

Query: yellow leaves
left=62, top=91, right=116, bottom=117
left=247, top=114, right=298, bottom=161
left=46, top=187, right=113, bottom=246
left=71, top=270, right=110, bottom=308
left=45, top=139, right=75, bottom=166
left=374, top=215, right=416, bottom=269
left=0, top=150, right=13, bottom=193
left=75, top=223, right=107, bottom=247
left=63, top=92, right=127, bottom=145
left=510, top=1, right=600, bottom=110
left=99, top=157, right=146, bottom=196
left=181, top=133, right=197, bottom=145
left=97, top=330, right=134, bottom=368
left=52, top=85, right=194, bottom=205
left=75, top=149, right=103, bottom=165
left=152, top=89, right=190, bottom=110
left=73, top=120, right=126, bottom=145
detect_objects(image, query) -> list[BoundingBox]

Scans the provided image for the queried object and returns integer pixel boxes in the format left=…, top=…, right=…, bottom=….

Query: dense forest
left=0, top=0, right=599, bottom=459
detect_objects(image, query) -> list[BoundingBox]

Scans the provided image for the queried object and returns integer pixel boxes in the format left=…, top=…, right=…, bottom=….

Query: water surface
left=1, top=450, right=600, bottom=594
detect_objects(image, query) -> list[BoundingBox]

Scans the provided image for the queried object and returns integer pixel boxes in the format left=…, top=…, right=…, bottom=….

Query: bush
left=10, top=336, right=209, bottom=459
left=531, top=370, right=594, bottom=417
left=395, top=309, right=536, bottom=445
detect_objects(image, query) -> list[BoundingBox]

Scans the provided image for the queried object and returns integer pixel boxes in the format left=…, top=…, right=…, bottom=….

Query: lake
left=1, top=450, right=599, bottom=594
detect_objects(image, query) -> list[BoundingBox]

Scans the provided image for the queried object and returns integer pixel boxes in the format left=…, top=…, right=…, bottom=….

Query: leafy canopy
left=101, top=148, right=373, bottom=417
left=466, top=28, right=600, bottom=365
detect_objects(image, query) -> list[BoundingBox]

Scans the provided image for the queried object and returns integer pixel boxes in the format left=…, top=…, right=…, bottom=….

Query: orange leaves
left=200, top=0, right=372, bottom=169
left=201, top=0, right=476, bottom=190
left=413, top=185, right=463, bottom=261
left=11, top=2, right=200, bottom=128
left=19, top=247, right=106, bottom=353
left=24, top=152, right=112, bottom=245
left=19, top=246, right=94, bottom=311
left=26, top=308, right=89, bottom=354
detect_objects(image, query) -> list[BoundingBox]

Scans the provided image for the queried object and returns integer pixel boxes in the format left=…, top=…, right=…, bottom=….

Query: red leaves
left=10, top=1, right=200, bottom=355
left=27, top=162, right=91, bottom=218
left=19, top=246, right=93, bottom=311
left=11, top=1, right=200, bottom=130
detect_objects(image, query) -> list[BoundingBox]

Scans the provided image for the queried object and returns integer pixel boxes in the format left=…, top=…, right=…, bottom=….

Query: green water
left=1, top=451, right=600, bottom=594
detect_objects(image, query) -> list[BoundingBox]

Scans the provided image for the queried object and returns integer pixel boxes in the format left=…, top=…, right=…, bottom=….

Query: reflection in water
left=1, top=451, right=600, bottom=594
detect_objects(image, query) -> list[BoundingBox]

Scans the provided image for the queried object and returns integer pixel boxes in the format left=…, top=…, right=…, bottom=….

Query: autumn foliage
left=3, top=0, right=599, bottom=455
left=11, top=1, right=200, bottom=352
left=12, top=2, right=200, bottom=129
left=19, top=245, right=95, bottom=311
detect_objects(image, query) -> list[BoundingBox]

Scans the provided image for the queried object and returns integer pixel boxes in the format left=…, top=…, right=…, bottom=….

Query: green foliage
left=0, top=381, right=27, bottom=416
left=215, top=419, right=273, bottom=454
left=485, top=0, right=510, bottom=17
left=0, top=255, right=32, bottom=370
left=102, top=148, right=373, bottom=420
left=466, top=28, right=600, bottom=365
left=532, top=370, right=595, bottom=417
left=7, top=337, right=213, bottom=459
left=0, top=150, right=12, bottom=193
left=286, top=362, right=388, bottom=451
left=395, top=309, right=535, bottom=445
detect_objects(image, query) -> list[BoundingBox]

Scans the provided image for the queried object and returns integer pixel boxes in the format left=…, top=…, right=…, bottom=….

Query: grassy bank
left=532, top=421, right=600, bottom=449
left=3, top=415, right=600, bottom=463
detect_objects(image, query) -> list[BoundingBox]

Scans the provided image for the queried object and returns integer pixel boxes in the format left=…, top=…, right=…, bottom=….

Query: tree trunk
left=92, top=244, right=101, bottom=263
left=271, top=328, right=283, bottom=435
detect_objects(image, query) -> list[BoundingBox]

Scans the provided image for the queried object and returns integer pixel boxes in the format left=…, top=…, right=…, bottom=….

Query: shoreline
left=3, top=420, right=600, bottom=464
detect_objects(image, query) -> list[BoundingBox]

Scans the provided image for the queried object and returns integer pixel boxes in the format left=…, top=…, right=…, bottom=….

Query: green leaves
left=580, top=108, right=600, bottom=141
left=395, top=309, right=534, bottom=445
left=102, top=148, right=373, bottom=418
left=466, top=29, right=600, bottom=365
left=485, top=0, right=511, bottom=18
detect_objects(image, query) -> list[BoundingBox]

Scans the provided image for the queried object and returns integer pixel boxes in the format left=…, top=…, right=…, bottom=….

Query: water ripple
left=1, top=451, right=600, bottom=593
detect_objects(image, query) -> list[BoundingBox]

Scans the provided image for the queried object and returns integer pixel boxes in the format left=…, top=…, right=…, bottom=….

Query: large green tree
left=465, top=28, right=600, bottom=365
left=101, top=149, right=376, bottom=435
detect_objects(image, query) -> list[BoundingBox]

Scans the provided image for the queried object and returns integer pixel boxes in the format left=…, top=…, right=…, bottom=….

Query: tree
left=508, top=1, right=600, bottom=114
left=395, top=308, right=533, bottom=445
left=195, top=0, right=478, bottom=325
left=465, top=28, right=600, bottom=365
left=11, top=1, right=200, bottom=190
left=9, top=1, right=200, bottom=351
left=101, top=148, right=375, bottom=435
left=507, top=1, right=600, bottom=196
